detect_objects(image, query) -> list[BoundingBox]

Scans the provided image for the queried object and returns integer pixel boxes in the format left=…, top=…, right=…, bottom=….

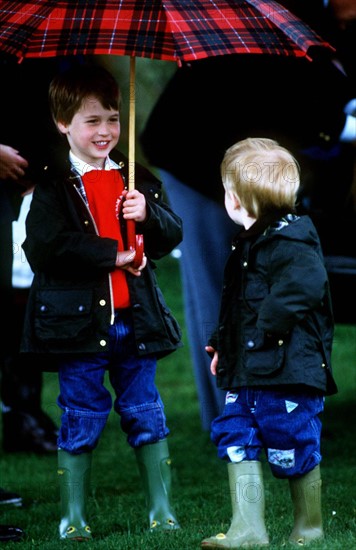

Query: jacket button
left=100, top=340, right=106, bottom=347
left=278, top=339, right=284, bottom=346
left=243, top=261, right=248, bottom=267
left=84, top=220, right=89, bottom=226
left=40, top=305, right=47, bottom=312
left=99, top=299, right=106, bottom=306
left=321, top=363, right=326, bottom=368
left=78, top=305, right=85, bottom=312
left=138, top=343, right=146, bottom=351
left=247, top=340, right=255, bottom=348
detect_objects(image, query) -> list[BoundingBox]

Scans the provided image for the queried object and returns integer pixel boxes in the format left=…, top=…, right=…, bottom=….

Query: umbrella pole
left=129, top=56, right=135, bottom=191
left=127, top=56, right=144, bottom=267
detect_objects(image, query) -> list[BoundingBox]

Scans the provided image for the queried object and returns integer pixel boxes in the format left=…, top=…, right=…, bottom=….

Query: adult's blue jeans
left=56, top=309, right=169, bottom=453
left=211, top=387, right=324, bottom=478
left=161, top=170, right=237, bottom=431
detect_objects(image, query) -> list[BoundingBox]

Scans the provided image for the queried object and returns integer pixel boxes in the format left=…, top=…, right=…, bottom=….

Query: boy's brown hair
left=49, top=64, right=120, bottom=126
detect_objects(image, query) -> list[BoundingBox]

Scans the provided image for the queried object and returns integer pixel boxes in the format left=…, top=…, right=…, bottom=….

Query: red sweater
left=82, top=170, right=130, bottom=308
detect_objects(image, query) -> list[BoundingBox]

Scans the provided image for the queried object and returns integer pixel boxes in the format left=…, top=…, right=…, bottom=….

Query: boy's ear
left=56, top=121, right=69, bottom=134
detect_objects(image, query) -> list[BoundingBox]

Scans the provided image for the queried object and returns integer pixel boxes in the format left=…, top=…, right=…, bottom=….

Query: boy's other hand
left=116, top=250, right=147, bottom=276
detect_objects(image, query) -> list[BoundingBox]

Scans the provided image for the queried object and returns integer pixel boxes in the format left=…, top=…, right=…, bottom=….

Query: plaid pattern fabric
left=0, top=0, right=333, bottom=63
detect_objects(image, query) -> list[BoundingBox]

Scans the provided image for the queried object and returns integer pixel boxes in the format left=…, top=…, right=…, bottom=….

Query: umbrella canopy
left=0, top=0, right=335, bottom=264
left=1, top=0, right=334, bottom=63
left=0, top=0, right=335, bottom=178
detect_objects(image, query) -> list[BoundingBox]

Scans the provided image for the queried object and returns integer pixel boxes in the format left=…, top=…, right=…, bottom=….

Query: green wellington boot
left=288, top=465, right=324, bottom=546
left=201, top=461, right=269, bottom=548
left=135, top=439, right=181, bottom=531
left=57, top=449, right=92, bottom=541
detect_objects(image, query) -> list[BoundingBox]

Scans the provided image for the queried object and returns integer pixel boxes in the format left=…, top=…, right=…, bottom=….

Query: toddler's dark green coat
left=209, top=212, right=337, bottom=396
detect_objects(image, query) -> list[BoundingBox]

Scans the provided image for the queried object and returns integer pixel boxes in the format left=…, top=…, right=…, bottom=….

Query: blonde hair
left=221, top=137, right=300, bottom=218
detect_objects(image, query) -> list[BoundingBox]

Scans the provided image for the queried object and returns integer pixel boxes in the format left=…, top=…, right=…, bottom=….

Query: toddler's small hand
left=205, top=346, right=218, bottom=376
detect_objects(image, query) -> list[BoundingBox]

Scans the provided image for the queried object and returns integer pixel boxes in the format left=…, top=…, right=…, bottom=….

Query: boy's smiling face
left=57, top=95, right=120, bottom=169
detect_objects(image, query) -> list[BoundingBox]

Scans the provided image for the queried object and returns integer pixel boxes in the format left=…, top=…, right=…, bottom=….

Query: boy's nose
left=98, top=124, right=110, bottom=135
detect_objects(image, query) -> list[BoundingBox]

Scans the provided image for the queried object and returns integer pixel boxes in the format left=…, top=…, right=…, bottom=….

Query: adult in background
left=0, top=143, right=30, bottom=542
left=0, top=55, right=59, bottom=453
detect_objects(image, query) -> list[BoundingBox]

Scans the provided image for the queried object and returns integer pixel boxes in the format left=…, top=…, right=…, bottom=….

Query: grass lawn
left=1, top=254, right=355, bottom=549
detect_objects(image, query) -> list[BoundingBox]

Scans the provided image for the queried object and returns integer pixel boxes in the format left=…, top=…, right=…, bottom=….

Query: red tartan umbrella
left=0, top=0, right=334, bottom=263
left=0, top=0, right=333, bottom=62
left=0, top=0, right=334, bottom=181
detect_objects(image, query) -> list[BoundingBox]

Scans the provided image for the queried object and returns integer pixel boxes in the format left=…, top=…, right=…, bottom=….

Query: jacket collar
left=233, top=208, right=296, bottom=244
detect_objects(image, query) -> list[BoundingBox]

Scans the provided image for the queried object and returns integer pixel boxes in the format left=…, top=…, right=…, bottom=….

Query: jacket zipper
left=72, top=183, right=115, bottom=325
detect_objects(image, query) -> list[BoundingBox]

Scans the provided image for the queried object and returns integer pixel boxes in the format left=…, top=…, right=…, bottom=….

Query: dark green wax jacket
left=21, top=149, right=183, bottom=361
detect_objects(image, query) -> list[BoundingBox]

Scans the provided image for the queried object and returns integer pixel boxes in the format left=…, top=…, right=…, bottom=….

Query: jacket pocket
left=243, top=329, right=286, bottom=377
left=155, top=286, right=182, bottom=344
left=34, top=289, right=94, bottom=343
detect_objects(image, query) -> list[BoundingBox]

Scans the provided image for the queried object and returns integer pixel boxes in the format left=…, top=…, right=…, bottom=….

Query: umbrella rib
left=208, top=0, right=252, bottom=53
left=109, top=0, right=124, bottom=53
left=245, top=0, right=333, bottom=54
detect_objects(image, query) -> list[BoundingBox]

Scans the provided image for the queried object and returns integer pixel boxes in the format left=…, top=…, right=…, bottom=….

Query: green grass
left=1, top=254, right=356, bottom=549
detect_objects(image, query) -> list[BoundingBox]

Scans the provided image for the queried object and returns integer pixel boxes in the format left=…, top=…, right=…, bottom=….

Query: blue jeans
left=211, top=387, right=324, bottom=478
left=57, top=309, right=169, bottom=453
